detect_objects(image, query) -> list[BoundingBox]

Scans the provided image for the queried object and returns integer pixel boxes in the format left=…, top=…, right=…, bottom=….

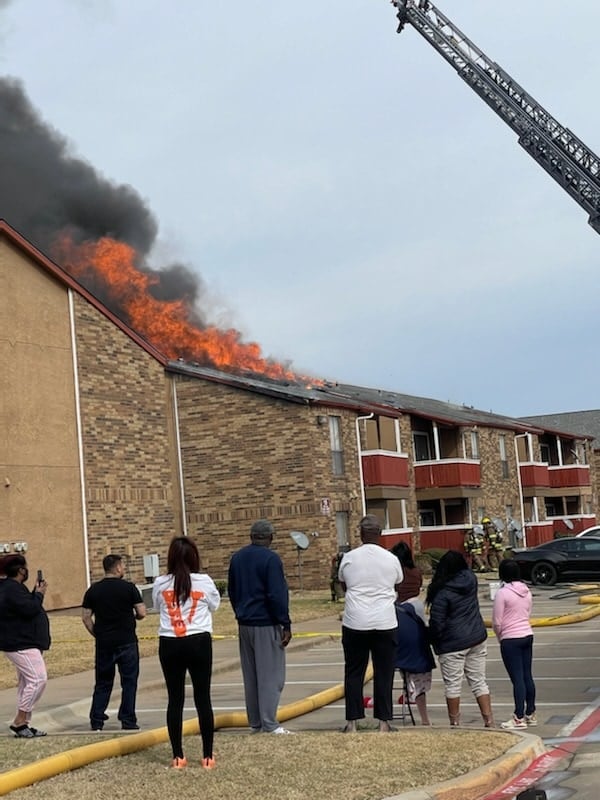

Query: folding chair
left=393, top=669, right=415, bottom=726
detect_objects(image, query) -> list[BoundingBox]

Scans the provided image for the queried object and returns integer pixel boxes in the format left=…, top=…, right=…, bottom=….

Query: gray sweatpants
left=238, top=625, right=286, bottom=732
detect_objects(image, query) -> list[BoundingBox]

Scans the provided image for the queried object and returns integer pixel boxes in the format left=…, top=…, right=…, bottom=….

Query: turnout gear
left=464, top=526, right=487, bottom=572
left=482, top=518, right=504, bottom=571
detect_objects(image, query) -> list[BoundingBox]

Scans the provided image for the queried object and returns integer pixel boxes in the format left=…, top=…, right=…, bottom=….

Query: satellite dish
left=563, top=518, right=574, bottom=530
left=290, top=531, right=309, bottom=592
left=290, top=530, right=310, bottom=550
left=492, top=517, right=505, bottom=532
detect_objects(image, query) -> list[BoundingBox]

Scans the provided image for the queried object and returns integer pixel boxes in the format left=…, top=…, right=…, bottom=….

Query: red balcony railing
left=548, top=465, right=591, bottom=488
left=519, top=463, right=550, bottom=488
left=414, top=459, right=480, bottom=489
left=362, top=452, right=409, bottom=487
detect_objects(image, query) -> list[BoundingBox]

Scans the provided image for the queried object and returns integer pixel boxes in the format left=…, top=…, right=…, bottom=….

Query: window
left=335, top=512, right=349, bottom=549
left=419, top=509, right=436, bottom=527
left=328, top=416, right=345, bottom=475
left=413, top=431, right=432, bottom=462
left=471, top=431, right=480, bottom=459
left=499, top=434, right=509, bottom=479
left=418, top=499, right=441, bottom=527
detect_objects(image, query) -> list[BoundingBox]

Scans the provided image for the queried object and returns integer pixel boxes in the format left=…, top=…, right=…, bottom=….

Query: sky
left=1, top=0, right=599, bottom=418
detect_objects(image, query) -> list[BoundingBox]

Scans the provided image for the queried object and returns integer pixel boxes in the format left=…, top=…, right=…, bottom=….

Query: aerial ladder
left=391, top=0, right=600, bottom=235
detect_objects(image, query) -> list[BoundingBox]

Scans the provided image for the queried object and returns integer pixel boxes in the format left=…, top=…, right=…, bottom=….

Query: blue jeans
left=90, top=641, right=139, bottom=728
left=499, top=635, right=536, bottom=719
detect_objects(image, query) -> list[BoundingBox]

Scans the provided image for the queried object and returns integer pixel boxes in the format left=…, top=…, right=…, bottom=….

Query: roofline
left=167, top=360, right=406, bottom=416
left=0, top=220, right=168, bottom=367
left=320, top=385, right=544, bottom=434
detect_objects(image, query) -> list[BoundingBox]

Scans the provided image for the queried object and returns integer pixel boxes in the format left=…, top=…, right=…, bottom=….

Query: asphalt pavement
left=2, top=579, right=600, bottom=800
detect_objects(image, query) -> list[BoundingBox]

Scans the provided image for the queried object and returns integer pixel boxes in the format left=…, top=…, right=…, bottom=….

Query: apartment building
left=1, top=219, right=595, bottom=606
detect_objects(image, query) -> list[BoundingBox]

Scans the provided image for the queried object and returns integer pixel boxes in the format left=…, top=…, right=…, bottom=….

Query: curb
left=383, top=732, right=546, bottom=800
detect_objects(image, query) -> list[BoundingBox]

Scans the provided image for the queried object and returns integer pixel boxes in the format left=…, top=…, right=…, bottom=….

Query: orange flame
left=52, top=234, right=297, bottom=381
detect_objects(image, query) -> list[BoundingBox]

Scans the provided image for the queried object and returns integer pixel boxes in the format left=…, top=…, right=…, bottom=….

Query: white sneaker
left=525, top=713, right=538, bottom=727
left=501, top=716, right=527, bottom=730
left=271, top=726, right=294, bottom=734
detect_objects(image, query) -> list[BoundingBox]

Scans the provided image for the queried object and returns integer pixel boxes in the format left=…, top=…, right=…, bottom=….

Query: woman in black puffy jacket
left=426, top=550, right=494, bottom=728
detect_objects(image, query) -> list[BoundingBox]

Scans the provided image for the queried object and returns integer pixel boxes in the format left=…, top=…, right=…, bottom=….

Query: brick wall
left=475, top=427, right=521, bottom=520
left=174, top=376, right=364, bottom=590
left=73, top=294, right=180, bottom=583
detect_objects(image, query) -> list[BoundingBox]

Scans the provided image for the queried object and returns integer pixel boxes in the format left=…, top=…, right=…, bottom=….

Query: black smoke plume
left=0, top=77, right=206, bottom=319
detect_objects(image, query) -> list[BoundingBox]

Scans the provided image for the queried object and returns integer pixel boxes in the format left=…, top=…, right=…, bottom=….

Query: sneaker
left=201, top=757, right=216, bottom=769
left=10, top=725, right=34, bottom=738
left=525, top=713, right=538, bottom=727
left=271, top=726, right=294, bottom=734
left=171, top=757, right=187, bottom=769
left=121, top=723, right=140, bottom=730
left=501, top=716, right=527, bottom=730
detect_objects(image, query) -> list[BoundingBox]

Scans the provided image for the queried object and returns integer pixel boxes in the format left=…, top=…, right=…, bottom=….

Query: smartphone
left=37, top=569, right=44, bottom=584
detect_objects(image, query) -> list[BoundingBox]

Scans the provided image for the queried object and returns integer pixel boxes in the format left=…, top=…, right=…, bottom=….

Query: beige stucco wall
left=0, top=238, right=87, bottom=609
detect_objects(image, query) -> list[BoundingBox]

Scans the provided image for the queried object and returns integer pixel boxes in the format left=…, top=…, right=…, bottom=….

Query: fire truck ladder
left=392, top=0, right=600, bottom=234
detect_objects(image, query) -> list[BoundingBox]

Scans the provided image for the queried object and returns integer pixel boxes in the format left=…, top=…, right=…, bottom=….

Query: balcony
left=523, top=521, right=554, bottom=547
left=414, top=459, right=481, bottom=490
left=362, top=451, right=409, bottom=488
left=548, top=464, right=591, bottom=489
left=519, top=462, right=550, bottom=488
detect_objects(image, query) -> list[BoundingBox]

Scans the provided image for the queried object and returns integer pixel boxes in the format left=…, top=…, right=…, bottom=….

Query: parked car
left=576, top=525, right=600, bottom=538
left=512, top=536, right=600, bottom=586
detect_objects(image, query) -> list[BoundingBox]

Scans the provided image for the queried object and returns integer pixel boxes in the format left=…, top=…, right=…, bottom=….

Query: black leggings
left=158, top=633, right=214, bottom=759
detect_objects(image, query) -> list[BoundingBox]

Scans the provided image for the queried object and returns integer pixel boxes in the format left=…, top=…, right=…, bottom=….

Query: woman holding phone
left=0, top=555, right=50, bottom=737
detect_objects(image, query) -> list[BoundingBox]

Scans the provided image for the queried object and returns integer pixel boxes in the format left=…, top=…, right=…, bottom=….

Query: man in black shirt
left=82, top=554, right=146, bottom=731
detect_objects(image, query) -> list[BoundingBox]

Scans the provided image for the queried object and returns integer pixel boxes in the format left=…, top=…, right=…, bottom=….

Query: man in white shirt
left=338, top=515, right=403, bottom=733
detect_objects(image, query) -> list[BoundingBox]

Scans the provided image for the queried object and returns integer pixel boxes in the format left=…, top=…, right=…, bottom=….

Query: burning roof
left=0, top=77, right=297, bottom=381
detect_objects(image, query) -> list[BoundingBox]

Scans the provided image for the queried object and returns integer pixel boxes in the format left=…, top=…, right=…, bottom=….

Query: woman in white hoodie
left=492, top=559, right=537, bottom=730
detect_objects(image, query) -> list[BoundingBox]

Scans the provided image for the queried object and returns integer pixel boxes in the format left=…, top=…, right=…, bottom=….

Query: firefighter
left=482, top=517, right=504, bottom=571
left=464, top=525, right=487, bottom=572
left=329, top=551, right=345, bottom=601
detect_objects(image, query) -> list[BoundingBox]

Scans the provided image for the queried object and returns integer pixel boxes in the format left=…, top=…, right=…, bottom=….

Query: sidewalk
left=0, top=611, right=344, bottom=734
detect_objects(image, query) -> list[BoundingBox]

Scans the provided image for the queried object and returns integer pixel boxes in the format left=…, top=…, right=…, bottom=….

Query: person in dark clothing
left=81, top=554, right=146, bottom=731
left=228, top=519, right=292, bottom=734
left=0, top=555, right=50, bottom=738
left=392, top=541, right=423, bottom=603
left=426, top=550, right=494, bottom=728
left=395, top=600, right=435, bottom=725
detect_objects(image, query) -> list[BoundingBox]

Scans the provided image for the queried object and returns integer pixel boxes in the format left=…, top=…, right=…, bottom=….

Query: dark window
left=328, top=416, right=345, bottom=476
left=413, top=432, right=432, bottom=462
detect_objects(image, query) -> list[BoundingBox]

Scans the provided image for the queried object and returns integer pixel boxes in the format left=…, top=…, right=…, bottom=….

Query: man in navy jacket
left=228, top=520, right=292, bottom=734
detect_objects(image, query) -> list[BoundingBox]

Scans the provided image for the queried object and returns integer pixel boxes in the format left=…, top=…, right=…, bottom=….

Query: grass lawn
left=0, top=729, right=518, bottom=800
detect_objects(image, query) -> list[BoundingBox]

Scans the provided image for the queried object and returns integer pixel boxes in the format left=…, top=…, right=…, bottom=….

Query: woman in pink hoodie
left=492, top=559, right=537, bottom=730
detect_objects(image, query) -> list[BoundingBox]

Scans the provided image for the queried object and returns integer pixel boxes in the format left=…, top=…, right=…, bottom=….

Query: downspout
left=171, top=380, right=188, bottom=536
left=355, top=413, right=374, bottom=517
left=514, top=434, right=527, bottom=548
left=68, top=290, right=91, bottom=585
